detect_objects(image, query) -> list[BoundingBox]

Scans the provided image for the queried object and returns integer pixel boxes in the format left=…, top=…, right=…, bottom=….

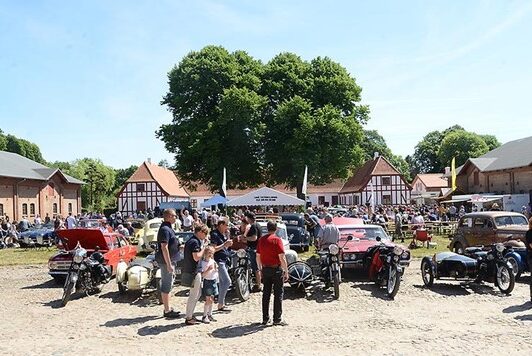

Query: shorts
left=159, top=263, right=174, bottom=294
left=202, top=279, right=218, bottom=297
left=248, top=249, right=258, bottom=272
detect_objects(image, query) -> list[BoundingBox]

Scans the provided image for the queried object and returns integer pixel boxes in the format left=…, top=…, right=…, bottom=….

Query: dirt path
left=1, top=260, right=531, bottom=356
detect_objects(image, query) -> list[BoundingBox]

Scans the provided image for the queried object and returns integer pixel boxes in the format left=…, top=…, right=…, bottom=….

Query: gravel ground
left=1, top=259, right=531, bottom=356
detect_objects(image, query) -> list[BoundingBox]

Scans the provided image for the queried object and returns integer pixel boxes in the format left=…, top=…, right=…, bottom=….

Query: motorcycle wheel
left=61, top=273, right=76, bottom=307
left=421, top=259, right=434, bottom=287
left=387, top=264, right=401, bottom=299
left=333, top=271, right=340, bottom=300
left=506, top=256, right=521, bottom=280
left=235, top=268, right=250, bottom=302
left=496, top=264, right=515, bottom=295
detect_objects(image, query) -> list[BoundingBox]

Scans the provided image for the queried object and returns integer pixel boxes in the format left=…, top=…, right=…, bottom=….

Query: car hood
left=341, top=239, right=407, bottom=253
left=20, top=228, right=54, bottom=237
left=57, top=229, right=110, bottom=251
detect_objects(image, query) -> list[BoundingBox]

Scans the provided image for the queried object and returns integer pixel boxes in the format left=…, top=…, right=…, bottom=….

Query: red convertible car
left=325, top=218, right=410, bottom=269
left=48, top=229, right=137, bottom=283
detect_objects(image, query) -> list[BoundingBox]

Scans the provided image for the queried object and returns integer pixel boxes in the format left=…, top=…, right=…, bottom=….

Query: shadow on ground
left=99, top=290, right=161, bottom=308
left=412, top=281, right=505, bottom=297
left=210, top=323, right=268, bottom=339
left=102, top=315, right=161, bottom=328
left=22, top=279, right=62, bottom=290
left=502, top=302, right=531, bottom=314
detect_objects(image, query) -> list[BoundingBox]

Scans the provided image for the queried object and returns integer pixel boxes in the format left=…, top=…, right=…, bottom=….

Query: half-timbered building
left=339, top=155, right=411, bottom=206
left=117, top=161, right=189, bottom=215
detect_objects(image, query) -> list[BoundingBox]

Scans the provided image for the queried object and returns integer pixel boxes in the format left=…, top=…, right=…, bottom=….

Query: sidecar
left=420, top=252, right=478, bottom=286
left=116, top=254, right=161, bottom=293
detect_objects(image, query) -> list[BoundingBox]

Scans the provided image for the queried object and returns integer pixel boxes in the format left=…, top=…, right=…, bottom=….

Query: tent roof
left=200, top=194, right=228, bottom=207
left=226, top=187, right=305, bottom=207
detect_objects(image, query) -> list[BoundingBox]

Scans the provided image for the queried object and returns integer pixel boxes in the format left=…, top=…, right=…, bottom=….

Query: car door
left=460, top=217, right=475, bottom=247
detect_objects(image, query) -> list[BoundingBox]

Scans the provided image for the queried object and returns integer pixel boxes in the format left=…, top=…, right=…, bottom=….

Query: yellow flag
left=451, top=157, right=457, bottom=191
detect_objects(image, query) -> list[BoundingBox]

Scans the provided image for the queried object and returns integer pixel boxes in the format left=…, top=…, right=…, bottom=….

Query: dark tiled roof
left=0, top=151, right=84, bottom=184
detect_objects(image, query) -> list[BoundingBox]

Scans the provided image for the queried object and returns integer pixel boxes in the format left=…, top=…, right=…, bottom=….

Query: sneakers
left=201, top=316, right=210, bottom=324
left=273, top=320, right=288, bottom=326
left=261, top=318, right=271, bottom=326
left=163, top=309, right=181, bottom=319
left=185, top=317, right=201, bottom=326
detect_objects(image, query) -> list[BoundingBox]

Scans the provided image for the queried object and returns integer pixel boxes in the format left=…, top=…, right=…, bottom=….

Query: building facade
left=0, top=151, right=83, bottom=221
left=456, top=136, right=532, bottom=203
left=117, top=161, right=189, bottom=216
left=339, top=156, right=411, bottom=206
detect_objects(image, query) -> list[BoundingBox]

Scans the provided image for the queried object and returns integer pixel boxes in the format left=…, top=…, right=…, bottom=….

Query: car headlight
left=401, top=251, right=409, bottom=259
left=48, top=261, right=58, bottom=269
left=236, top=249, right=247, bottom=258
left=393, top=246, right=403, bottom=256
left=495, top=243, right=504, bottom=253
left=73, top=254, right=84, bottom=264
left=328, top=244, right=340, bottom=255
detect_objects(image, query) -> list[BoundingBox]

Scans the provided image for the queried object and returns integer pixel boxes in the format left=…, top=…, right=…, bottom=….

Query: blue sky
left=1, top=0, right=531, bottom=168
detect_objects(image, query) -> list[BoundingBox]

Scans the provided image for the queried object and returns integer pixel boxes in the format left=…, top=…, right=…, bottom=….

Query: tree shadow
left=22, top=279, right=62, bottom=290
left=102, top=315, right=161, bottom=328
left=210, top=323, right=268, bottom=339
left=503, top=302, right=531, bottom=314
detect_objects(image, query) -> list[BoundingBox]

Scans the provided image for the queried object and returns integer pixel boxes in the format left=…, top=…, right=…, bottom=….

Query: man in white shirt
left=65, top=213, right=77, bottom=229
left=182, top=210, right=194, bottom=231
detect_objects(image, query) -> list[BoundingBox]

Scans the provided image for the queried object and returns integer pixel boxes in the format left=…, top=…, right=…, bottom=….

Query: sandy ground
left=1, top=259, right=531, bottom=356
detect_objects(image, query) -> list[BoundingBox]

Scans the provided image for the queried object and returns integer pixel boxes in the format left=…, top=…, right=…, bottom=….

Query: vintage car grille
left=49, top=260, right=71, bottom=271
left=342, top=252, right=365, bottom=262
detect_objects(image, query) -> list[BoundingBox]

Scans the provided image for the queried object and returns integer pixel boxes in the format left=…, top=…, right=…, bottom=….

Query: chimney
left=374, top=152, right=379, bottom=159
left=147, top=158, right=151, bottom=164
left=444, top=166, right=450, bottom=175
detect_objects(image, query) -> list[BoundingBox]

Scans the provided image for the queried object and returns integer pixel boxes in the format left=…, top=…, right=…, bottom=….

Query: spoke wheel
left=421, top=259, right=434, bottom=287
left=496, top=265, right=515, bottom=295
left=387, top=264, right=401, bottom=299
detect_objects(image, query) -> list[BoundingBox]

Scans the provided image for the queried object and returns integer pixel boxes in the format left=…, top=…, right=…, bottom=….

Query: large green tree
left=158, top=46, right=370, bottom=194
left=438, top=131, right=489, bottom=167
left=0, top=130, right=45, bottom=163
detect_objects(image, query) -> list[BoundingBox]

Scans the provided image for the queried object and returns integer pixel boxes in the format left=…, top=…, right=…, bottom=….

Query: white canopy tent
left=226, top=186, right=305, bottom=207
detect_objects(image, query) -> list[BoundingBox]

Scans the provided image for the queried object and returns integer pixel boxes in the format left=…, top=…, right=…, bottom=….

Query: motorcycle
left=421, top=243, right=515, bottom=294
left=364, top=236, right=405, bottom=299
left=61, top=242, right=111, bottom=306
left=228, top=248, right=254, bottom=302
left=317, top=243, right=343, bottom=299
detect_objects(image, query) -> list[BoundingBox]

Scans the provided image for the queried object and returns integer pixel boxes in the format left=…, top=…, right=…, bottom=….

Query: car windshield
left=149, top=222, right=162, bottom=229
left=339, top=226, right=390, bottom=241
left=494, top=216, right=528, bottom=226
left=33, top=223, right=53, bottom=229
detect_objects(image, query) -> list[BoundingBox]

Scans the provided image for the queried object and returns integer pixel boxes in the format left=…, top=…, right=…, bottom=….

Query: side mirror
left=376, top=236, right=382, bottom=242
left=347, top=235, right=354, bottom=241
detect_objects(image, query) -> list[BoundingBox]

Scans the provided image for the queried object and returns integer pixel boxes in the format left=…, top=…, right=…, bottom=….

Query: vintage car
left=448, top=212, right=528, bottom=254
left=280, top=213, right=311, bottom=251
left=126, top=218, right=145, bottom=244
left=18, top=223, right=56, bottom=248
left=77, top=219, right=107, bottom=228
left=48, top=228, right=137, bottom=283
left=325, top=217, right=410, bottom=270
left=137, top=218, right=180, bottom=252
left=254, top=215, right=298, bottom=265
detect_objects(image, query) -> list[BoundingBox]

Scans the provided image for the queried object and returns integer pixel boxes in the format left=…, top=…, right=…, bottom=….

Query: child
left=200, top=245, right=218, bottom=323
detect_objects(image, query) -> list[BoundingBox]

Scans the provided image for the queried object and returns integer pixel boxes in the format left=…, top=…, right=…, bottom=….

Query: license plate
left=175, top=268, right=181, bottom=275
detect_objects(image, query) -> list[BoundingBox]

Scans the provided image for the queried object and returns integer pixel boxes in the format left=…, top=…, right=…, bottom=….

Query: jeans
left=185, top=273, right=202, bottom=319
left=217, top=262, right=231, bottom=306
left=262, top=267, right=284, bottom=323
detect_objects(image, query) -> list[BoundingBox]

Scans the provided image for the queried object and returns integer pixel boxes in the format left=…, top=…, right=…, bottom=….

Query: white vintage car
left=137, top=218, right=181, bottom=253
left=255, top=219, right=298, bottom=265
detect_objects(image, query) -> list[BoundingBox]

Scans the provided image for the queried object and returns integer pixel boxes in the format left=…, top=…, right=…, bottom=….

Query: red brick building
left=0, top=151, right=84, bottom=221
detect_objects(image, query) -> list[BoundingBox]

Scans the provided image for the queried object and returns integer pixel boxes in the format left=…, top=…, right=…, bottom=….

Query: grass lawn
left=295, top=234, right=452, bottom=261
left=0, top=248, right=58, bottom=266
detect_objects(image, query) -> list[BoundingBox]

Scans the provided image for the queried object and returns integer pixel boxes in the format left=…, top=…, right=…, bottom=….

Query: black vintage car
left=280, top=213, right=310, bottom=252
left=18, top=223, right=56, bottom=247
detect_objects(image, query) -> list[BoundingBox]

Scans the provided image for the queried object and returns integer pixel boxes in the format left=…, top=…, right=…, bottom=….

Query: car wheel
left=454, top=242, right=464, bottom=255
left=421, top=258, right=434, bottom=287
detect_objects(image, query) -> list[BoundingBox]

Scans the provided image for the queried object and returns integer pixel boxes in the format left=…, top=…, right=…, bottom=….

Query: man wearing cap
left=317, top=214, right=340, bottom=250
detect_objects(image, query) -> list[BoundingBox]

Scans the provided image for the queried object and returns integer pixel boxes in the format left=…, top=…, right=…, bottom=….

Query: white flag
left=302, top=165, right=308, bottom=195
left=221, top=167, right=227, bottom=197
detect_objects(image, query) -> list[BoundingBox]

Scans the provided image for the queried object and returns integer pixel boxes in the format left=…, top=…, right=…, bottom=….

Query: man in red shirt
left=256, top=220, right=289, bottom=326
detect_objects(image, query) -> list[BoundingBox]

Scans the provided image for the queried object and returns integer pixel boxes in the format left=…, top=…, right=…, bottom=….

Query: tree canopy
left=158, top=46, right=369, bottom=193
left=0, top=130, right=45, bottom=163
left=360, top=130, right=411, bottom=181
left=408, top=125, right=500, bottom=174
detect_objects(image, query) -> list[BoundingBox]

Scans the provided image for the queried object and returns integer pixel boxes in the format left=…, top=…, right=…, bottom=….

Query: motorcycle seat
left=464, top=247, right=483, bottom=254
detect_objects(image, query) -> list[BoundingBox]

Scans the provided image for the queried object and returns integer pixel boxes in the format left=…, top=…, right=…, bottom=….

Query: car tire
left=421, top=258, right=434, bottom=287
